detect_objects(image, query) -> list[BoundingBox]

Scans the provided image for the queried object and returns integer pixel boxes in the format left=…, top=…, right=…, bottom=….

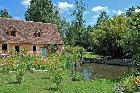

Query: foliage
left=49, top=69, right=63, bottom=90
left=65, top=46, right=86, bottom=54
left=0, top=57, right=16, bottom=74
left=65, top=46, right=86, bottom=61
left=16, top=54, right=32, bottom=84
left=83, top=52, right=98, bottom=58
left=119, top=30, right=140, bottom=58
left=64, top=46, right=86, bottom=81
left=132, top=54, right=140, bottom=72
left=90, top=15, right=128, bottom=58
left=16, top=62, right=26, bottom=84
left=95, top=11, right=109, bottom=28
left=126, top=6, right=140, bottom=17
left=114, top=75, right=140, bottom=93
left=25, top=0, right=56, bottom=23
left=59, top=18, right=71, bottom=44
left=66, top=0, right=86, bottom=46
left=47, top=44, right=58, bottom=54
left=84, top=25, right=94, bottom=51
left=132, top=54, right=140, bottom=65
left=71, top=71, right=84, bottom=81
left=44, top=54, right=64, bottom=90
left=0, top=9, right=12, bottom=18
left=119, top=12, right=140, bottom=58
left=8, top=49, right=16, bottom=55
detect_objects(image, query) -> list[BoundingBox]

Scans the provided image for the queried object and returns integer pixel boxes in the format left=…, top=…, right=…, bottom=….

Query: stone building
left=0, top=18, right=63, bottom=56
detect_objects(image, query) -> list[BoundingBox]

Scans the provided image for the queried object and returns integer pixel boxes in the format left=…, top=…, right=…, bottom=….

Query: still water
left=77, top=63, right=137, bottom=80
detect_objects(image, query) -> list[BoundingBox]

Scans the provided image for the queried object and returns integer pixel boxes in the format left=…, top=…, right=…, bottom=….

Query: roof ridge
left=0, top=17, right=56, bottom=25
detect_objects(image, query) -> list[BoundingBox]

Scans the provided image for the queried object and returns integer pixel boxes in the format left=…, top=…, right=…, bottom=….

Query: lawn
left=0, top=71, right=113, bottom=93
left=83, top=52, right=98, bottom=58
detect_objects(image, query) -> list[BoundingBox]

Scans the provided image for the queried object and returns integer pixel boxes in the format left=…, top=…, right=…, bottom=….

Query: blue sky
left=0, top=0, right=140, bottom=26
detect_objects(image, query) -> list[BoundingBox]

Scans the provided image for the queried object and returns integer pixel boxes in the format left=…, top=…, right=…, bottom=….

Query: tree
left=0, top=9, right=12, bottom=18
left=82, top=25, right=93, bottom=51
left=67, top=0, right=86, bottom=46
left=25, top=0, right=55, bottom=23
left=126, top=6, right=135, bottom=17
left=120, top=12, right=140, bottom=58
left=90, top=15, right=128, bottom=58
left=120, top=30, right=140, bottom=58
left=126, top=6, right=140, bottom=17
left=95, top=11, right=109, bottom=28
left=60, top=18, right=71, bottom=44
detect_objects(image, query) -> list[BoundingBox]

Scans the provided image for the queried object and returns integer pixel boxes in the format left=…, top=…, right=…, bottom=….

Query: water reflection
left=77, top=63, right=137, bottom=80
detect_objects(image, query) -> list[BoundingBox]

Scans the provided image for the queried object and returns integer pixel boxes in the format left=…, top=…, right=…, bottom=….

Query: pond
left=77, top=63, right=137, bottom=80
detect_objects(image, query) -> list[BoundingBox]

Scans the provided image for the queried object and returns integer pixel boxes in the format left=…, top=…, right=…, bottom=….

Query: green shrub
left=71, top=71, right=84, bottom=81
left=132, top=54, right=140, bottom=72
left=132, top=54, right=140, bottom=65
left=15, top=55, right=28, bottom=84
left=52, top=70, right=63, bottom=89
left=65, top=46, right=86, bottom=55
left=115, top=75, right=140, bottom=93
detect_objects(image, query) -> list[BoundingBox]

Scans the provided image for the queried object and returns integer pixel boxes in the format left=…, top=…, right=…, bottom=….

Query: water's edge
left=80, top=58, right=134, bottom=66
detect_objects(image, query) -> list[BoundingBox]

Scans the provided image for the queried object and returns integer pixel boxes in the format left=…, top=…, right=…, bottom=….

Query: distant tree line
left=90, top=6, right=140, bottom=58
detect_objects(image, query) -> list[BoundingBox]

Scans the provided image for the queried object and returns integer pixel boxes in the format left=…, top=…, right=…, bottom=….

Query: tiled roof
left=0, top=18, right=63, bottom=45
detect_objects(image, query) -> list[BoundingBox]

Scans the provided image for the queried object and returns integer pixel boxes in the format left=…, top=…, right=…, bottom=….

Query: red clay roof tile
left=0, top=18, right=63, bottom=45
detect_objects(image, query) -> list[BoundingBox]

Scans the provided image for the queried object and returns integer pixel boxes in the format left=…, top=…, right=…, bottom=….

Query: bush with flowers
left=113, top=72, right=140, bottom=93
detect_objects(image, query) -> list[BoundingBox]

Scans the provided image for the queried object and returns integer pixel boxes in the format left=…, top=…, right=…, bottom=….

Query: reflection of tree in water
left=82, top=65, right=91, bottom=80
left=78, top=63, right=136, bottom=80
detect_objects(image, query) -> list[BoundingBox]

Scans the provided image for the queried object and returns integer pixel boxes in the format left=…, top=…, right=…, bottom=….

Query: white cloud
left=58, top=2, right=74, bottom=11
left=135, top=9, right=140, bottom=12
left=91, top=6, right=108, bottom=13
left=21, top=0, right=31, bottom=7
left=113, top=10, right=124, bottom=15
left=117, top=10, right=124, bottom=15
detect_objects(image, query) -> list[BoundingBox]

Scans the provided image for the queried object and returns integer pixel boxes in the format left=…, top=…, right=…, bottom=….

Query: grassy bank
left=83, top=52, right=98, bottom=58
left=0, top=71, right=113, bottom=93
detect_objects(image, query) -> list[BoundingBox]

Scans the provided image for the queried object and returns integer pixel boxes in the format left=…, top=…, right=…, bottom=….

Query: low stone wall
left=81, top=58, right=134, bottom=66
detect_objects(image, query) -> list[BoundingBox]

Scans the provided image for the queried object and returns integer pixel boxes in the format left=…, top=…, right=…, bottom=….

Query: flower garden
left=0, top=47, right=140, bottom=93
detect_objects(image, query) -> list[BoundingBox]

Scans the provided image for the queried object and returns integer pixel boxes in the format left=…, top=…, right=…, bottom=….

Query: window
left=6, top=31, right=16, bottom=37
left=38, top=33, right=40, bottom=37
left=15, top=46, right=20, bottom=53
left=2, top=44, right=7, bottom=51
left=11, top=31, right=16, bottom=37
left=33, top=32, right=41, bottom=37
left=33, top=46, right=36, bottom=51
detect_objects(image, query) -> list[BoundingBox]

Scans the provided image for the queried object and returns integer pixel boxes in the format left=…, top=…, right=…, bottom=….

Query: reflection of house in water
left=0, top=18, right=64, bottom=56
